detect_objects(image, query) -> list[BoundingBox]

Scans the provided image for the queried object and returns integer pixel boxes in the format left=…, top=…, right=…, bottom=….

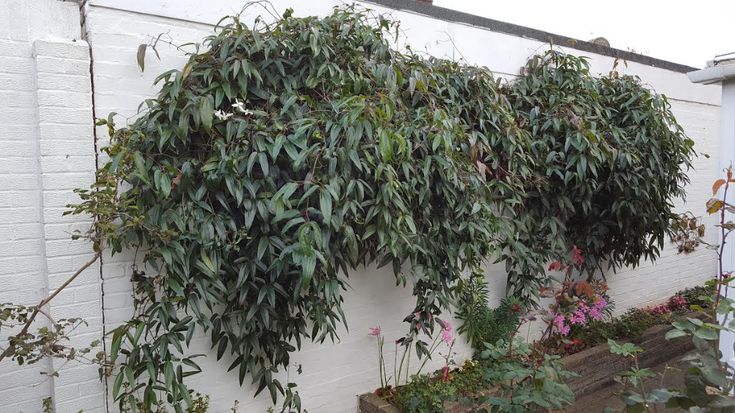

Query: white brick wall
left=0, top=0, right=725, bottom=412
left=0, top=1, right=105, bottom=412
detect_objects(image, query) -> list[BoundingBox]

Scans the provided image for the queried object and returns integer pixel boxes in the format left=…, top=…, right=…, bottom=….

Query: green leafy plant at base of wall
left=392, top=339, right=575, bottom=413
left=455, top=272, right=522, bottom=352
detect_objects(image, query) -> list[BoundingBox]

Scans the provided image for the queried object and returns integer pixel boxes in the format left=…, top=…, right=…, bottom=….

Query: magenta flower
left=588, top=306, right=603, bottom=320
left=593, top=295, right=608, bottom=310
left=553, top=313, right=570, bottom=336
left=368, top=326, right=381, bottom=337
left=651, top=304, right=669, bottom=315
left=669, top=295, right=688, bottom=310
left=569, top=310, right=586, bottom=325
left=441, top=321, right=454, bottom=345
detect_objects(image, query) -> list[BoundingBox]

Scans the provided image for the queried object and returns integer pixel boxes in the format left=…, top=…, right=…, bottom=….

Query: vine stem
left=0, top=248, right=103, bottom=363
left=716, top=172, right=730, bottom=311
left=415, top=332, right=442, bottom=376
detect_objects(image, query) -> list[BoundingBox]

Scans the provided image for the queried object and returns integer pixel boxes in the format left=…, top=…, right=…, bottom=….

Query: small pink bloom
left=669, top=295, right=688, bottom=310
left=553, top=313, right=570, bottom=336
left=441, top=321, right=454, bottom=345
left=593, top=295, right=608, bottom=311
left=569, top=310, right=586, bottom=325
left=368, top=326, right=381, bottom=337
left=650, top=304, right=669, bottom=315
left=588, top=307, right=603, bottom=320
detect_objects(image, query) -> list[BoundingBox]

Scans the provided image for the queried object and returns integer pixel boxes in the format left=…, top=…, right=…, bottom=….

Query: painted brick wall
left=0, top=0, right=724, bottom=412
left=0, top=1, right=105, bottom=412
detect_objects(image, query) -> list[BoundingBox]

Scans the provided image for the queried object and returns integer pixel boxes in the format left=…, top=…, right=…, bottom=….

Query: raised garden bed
left=562, top=323, right=694, bottom=396
left=358, top=322, right=694, bottom=412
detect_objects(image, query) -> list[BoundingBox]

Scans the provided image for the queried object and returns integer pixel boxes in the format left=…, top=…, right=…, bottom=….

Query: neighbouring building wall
left=0, top=0, right=723, bottom=412
left=0, top=1, right=105, bottom=412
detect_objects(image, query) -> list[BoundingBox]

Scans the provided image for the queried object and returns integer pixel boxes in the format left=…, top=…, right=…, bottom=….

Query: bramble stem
left=0, top=249, right=102, bottom=363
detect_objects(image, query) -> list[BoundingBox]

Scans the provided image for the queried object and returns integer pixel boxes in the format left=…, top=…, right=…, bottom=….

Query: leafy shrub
left=88, top=7, right=531, bottom=410
left=392, top=370, right=468, bottom=413
left=455, top=274, right=521, bottom=351
left=476, top=340, right=576, bottom=412
left=678, top=284, right=715, bottom=310
left=501, top=52, right=696, bottom=299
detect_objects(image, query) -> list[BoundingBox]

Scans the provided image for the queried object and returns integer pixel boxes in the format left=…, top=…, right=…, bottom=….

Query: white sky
left=432, top=0, right=735, bottom=69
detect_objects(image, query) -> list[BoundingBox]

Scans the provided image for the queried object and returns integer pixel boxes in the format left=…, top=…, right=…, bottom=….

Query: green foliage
left=606, top=339, right=664, bottom=413
left=571, top=308, right=668, bottom=350
left=392, top=373, right=464, bottom=413
left=679, top=284, right=715, bottom=310
left=476, top=340, right=576, bottom=412
left=68, top=5, right=696, bottom=410
left=85, top=6, right=527, bottom=411
left=392, top=340, right=575, bottom=413
left=659, top=293, right=735, bottom=411
left=501, top=51, right=696, bottom=299
left=607, top=339, right=644, bottom=357
left=455, top=274, right=521, bottom=351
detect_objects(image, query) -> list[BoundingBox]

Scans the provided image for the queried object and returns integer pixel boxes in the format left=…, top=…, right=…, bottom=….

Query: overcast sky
left=432, top=0, right=734, bottom=69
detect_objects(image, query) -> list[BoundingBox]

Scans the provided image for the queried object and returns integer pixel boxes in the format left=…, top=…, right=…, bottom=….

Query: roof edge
left=365, top=0, right=698, bottom=74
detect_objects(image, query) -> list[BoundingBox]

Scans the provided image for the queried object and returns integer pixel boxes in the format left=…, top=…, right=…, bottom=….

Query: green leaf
left=133, top=152, right=149, bottom=184
left=200, top=96, right=213, bottom=132
left=664, top=328, right=688, bottom=340
left=320, top=189, right=332, bottom=226
left=608, top=339, right=643, bottom=356
left=694, top=327, right=719, bottom=341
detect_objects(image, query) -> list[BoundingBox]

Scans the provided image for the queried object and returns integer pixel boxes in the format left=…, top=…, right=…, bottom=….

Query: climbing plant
left=500, top=51, right=695, bottom=299
left=63, top=5, right=695, bottom=412
left=80, top=6, right=530, bottom=412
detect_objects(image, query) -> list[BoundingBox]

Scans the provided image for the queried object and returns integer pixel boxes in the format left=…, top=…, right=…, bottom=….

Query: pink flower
left=650, top=304, right=669, bottom=315
left=368, top=326, right=381, bottom=337
left=569, top=310, right=586, bottom=325
left=571, top=245, right=584, bottom=267
left=441, top=321, right=454, bottom=345
left=669, top=295, right=688, bottom=310
left=592, top=295, right=607, bottom=311
left=588, top=306, right=603, bottom=320
left=553, top=313, right=570, bottom=336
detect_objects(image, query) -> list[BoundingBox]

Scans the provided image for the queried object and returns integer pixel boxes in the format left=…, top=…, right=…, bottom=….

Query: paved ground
left=570, top=353, right=690, bottom=412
